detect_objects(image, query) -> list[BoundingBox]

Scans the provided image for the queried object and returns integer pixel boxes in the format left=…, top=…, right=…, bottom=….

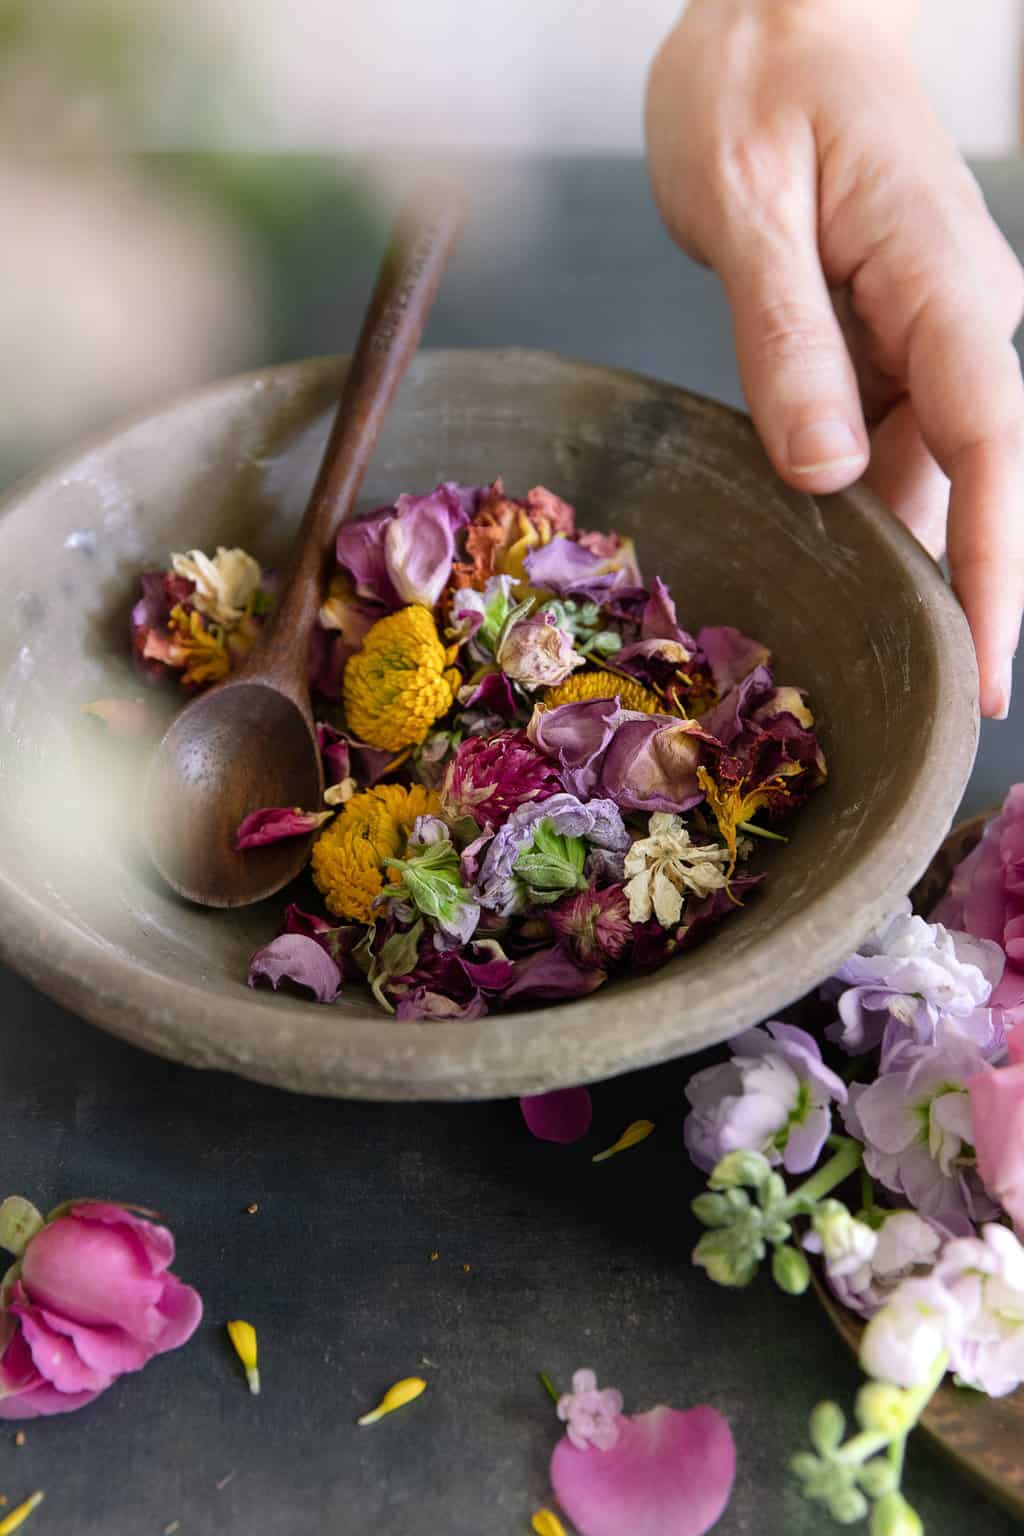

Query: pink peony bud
left=0, top=1201, right=202, bottom=1419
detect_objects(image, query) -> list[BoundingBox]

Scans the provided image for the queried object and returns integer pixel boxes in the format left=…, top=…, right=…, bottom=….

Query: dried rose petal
left=520, top=1088, right=594, bottom=1144
left=235, top=807, right=331, bottom=850
left=550, top=1403, right=736, bottom=1536
left=247, top=935, right=342, bottom=1003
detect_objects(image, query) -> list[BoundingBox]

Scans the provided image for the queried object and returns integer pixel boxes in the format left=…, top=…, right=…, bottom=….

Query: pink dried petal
left=235, top=807, right=331, bottom=850
left=520, top=1088, right=594, bottom=1144
left=550, top=1404, right=736, bottom=1536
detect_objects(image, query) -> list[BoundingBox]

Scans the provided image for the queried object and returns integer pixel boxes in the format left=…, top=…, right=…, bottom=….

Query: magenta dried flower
left=440, top=729, right=564, bottom=830
left=549, top=884, right=633, bottom=968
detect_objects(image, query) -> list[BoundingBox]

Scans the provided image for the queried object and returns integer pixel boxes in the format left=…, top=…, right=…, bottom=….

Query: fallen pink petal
left=235, top=807, right=332, bottom=850
left=550, top=1402, right=736, bottom=1536
left=520, top=1088, right=594, bottom=1144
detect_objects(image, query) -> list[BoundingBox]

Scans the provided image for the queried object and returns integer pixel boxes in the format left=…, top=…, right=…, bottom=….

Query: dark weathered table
left=1, top=157, right=1021, bottom=1535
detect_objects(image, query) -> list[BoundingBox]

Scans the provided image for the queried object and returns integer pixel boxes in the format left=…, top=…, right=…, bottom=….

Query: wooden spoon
left=143, top=189, right=464, bottom=907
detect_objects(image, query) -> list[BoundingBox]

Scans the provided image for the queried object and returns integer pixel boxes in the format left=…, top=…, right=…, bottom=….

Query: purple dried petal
left=394, top=987, right=488, bottom=1020
left=504, top=944, right=607, bottom=1001
left=247, top=934, right=342, bottom=1003
left=524, top=538, right=608, bottom=593
left=697, top=625, right=771, bottom=694
left=641, top=576, right=697, bottom=650
left=335, top=508, right=400, bottom=607
left=599, top=717, right=705, bottom=812
left=459, top=670, right=519, bottom=718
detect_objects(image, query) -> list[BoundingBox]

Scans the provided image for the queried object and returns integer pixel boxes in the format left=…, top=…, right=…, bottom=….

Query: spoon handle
left=255, top=184, right=465, bottom=684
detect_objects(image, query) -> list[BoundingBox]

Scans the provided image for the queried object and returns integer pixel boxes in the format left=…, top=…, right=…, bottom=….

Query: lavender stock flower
left=826, top=903, right=1005, bottom=1066
left=472, top=793, right=629, bottom=917
left=842, top=1037, right=1000, bottom=1230
left=684, top=1021, right=847, bottom=1175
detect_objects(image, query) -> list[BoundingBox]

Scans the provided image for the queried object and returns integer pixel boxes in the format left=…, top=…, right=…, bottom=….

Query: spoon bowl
left=144, top=681, right=322, bottom=907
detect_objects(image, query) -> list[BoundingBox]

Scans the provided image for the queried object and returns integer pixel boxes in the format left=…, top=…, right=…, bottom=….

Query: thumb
left=716, top=229, right=869, bottom=493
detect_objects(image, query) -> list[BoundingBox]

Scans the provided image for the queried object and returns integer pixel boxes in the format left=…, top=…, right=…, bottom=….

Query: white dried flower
left=171, top=545, right=261, bottom=627
left=624, top=812, right=730, bottom=926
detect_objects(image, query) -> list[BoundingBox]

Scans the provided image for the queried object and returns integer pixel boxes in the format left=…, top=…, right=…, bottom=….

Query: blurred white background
left=221, top=0, right=1022, bottom=156
left=1, top=0, right=1021, bottom=483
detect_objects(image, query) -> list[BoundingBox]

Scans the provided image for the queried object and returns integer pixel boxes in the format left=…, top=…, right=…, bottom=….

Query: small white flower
left=624, top=813, right=730, bottom=926
left=935, top=1224, right=1024, bottom=1397
left=872, top=1211, right=944, bottom=1284
left=807, top=1200, right=878, bottom=1283
left=859, top=1277, right=960, bottom=1388
left=171, top=545, right=262, bottom=627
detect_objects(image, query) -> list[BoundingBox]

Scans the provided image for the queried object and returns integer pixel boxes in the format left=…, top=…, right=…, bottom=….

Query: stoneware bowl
left=0, top=350, right=978, bottom=1099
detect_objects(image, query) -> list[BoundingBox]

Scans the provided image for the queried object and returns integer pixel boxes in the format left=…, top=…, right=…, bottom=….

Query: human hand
left=646, top=0, right=1024, bottom=717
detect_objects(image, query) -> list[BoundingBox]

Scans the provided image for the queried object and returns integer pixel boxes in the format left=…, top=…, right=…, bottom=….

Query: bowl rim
left=0, top=348, right=980, bottom=1099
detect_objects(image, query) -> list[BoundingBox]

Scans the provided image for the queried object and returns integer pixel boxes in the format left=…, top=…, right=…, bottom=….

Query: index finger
left=906, top=299, right=1024, bottom=718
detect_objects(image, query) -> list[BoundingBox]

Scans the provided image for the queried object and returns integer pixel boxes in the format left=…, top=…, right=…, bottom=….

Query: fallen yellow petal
left=357, top=1376, right=427, bottom=1426
left=226, top=1319, right=260, bottom=1395
left=0, top=1492, right=44, bottom=1535
left=531, top=1510, right=568, bottom=1536
left=591, top=1119, right=655, bottom=1163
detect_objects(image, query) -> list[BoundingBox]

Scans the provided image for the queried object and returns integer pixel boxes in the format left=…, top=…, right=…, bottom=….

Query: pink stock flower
left=440, top=730, right=564, bottom=830
left=933, top=783, right=1024, bottom=1029
left=968, top=1021, right=1024, bottom=1236
left=549, top=1371, right=736, bottom=1536
left=0, top=1202, right=201, bottom=1419
left=556, top=1368, right=624, bottom=1449
left=520, top=1089, right=594, bottom=1144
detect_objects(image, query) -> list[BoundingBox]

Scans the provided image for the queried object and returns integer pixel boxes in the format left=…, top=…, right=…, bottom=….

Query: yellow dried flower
left=543, top=670, right=662, bottom=714
left=591, top=1119, right=655, bottom=1163
left=531, top=1511, right=568, bottom=1536
left=311, top=783, right=441, bottom=923
left=226, top=1319, right=260, bottom=1395
left=343, top=606, right=460, bottom=751
left=357, top=1375, right=427, bottom=1426
left=697, top=762, right=804, bottom=868
left=0, top=1493, right=44, bottom=1535
left=167, top=604, right=232, bottom=688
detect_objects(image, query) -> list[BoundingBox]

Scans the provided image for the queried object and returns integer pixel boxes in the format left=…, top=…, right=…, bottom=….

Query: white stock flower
left=171, top=545, right=262, bottom=627
left=806, top=1200, right=878, bottom=1283
left=935, top=1224, right=1024, bottom=1397
left=859, top=1276, right=960, bottom=1389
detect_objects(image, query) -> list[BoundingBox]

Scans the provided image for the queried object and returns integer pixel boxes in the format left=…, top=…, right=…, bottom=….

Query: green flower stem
left=538, top=1371, right=559, bottom=1404
left=782, top=1138, right=862, bottom=1214
left=836, top=1353, right=948, bottom=1468
left=737, top=820, right=788, bottom=843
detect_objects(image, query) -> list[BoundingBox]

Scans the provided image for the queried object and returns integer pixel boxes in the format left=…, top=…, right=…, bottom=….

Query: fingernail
left=993, top=662, right=1013, bottom=721
left=787, top=420, right=864, bottom=475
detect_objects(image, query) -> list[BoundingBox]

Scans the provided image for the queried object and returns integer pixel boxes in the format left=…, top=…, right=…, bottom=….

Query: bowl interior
left=0, top=350, right=978, bottom=1098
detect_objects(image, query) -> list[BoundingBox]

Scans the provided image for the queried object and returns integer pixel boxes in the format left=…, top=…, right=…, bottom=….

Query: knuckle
left=712, top=132, right=812, bottom=228
left=751, top=301, right=843, bottom=372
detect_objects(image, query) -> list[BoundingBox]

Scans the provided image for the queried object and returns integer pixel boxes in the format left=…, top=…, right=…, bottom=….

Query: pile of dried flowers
left=132, top=479, right=827, bottom=1017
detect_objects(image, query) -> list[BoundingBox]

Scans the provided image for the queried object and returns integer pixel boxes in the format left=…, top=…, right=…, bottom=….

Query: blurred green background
left=0, top=0, right=387, bottom=489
